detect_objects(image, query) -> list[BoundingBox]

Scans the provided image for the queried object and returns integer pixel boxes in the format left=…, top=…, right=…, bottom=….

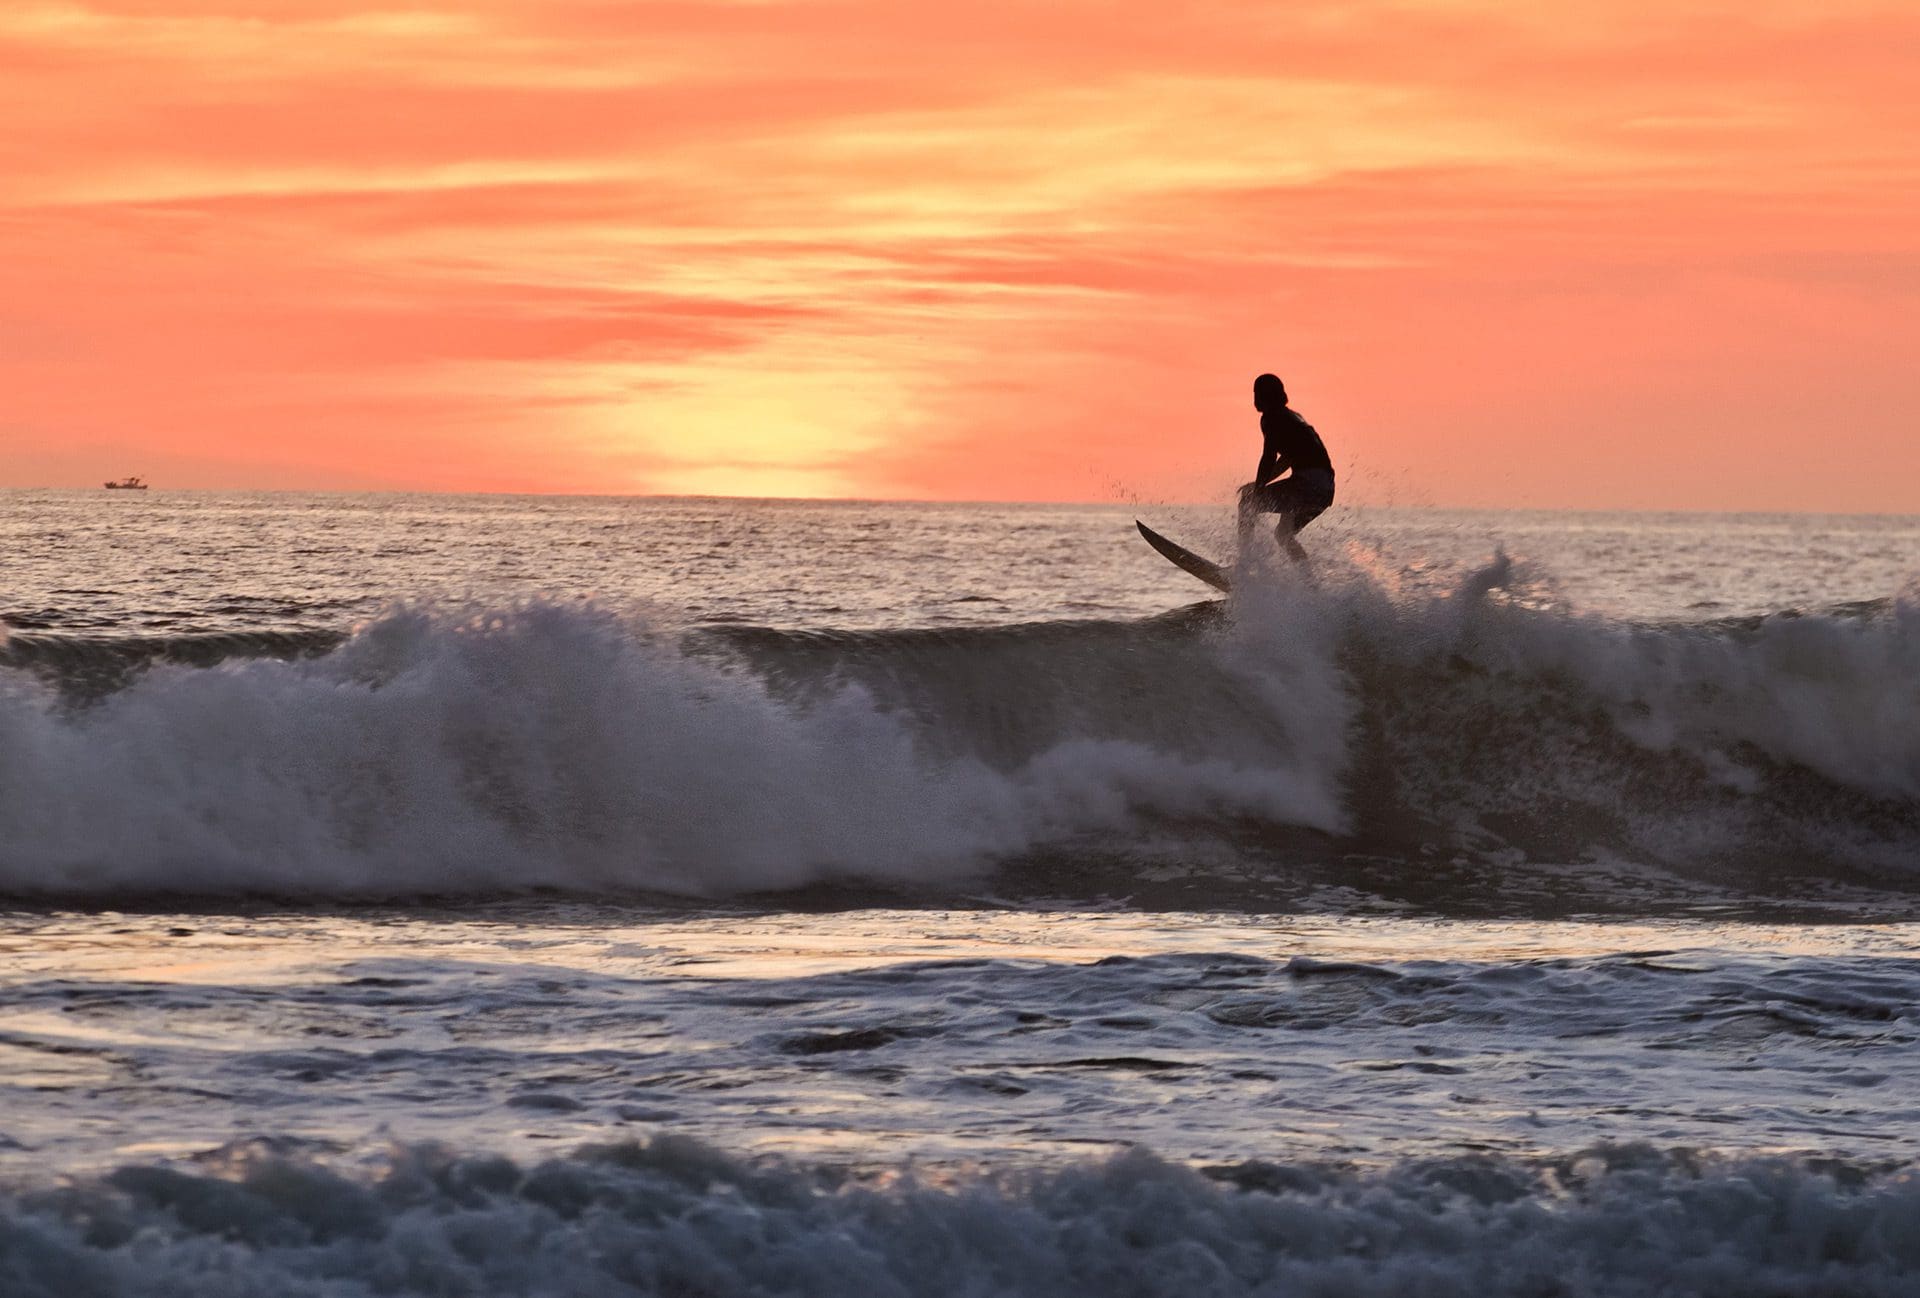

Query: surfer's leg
left=1237, top=484, right=1263, bottom=548
left=1275, top=520, right=1311, bottom=565
left=1271, top=482, right=1332, bottom=565
left=1238, top=483, right=1280, bottom=557
left=1263, top=481, right=1309, bottom=564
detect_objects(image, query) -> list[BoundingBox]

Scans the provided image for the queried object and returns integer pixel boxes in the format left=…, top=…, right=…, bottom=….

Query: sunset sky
left=3, top=0, right=1916, bottom=508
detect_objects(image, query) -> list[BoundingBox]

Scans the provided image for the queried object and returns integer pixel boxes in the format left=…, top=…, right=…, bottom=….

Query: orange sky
left=3, top=0, right=1917, bottom=508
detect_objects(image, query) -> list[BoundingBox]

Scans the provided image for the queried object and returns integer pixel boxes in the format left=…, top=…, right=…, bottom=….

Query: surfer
left=1239, top=373, right=1335, bottom=564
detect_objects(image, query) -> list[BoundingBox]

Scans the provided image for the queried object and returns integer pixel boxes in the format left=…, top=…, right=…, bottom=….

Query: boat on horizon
left=103, top=476, right=149, bottom=490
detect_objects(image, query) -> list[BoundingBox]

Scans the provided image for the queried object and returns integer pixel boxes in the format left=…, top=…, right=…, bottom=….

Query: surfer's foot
left=1234, top=530, right=1259, bottom=565
left=1280, top=535, right=1320, bottom=588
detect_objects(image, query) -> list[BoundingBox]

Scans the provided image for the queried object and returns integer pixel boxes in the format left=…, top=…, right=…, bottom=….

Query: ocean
left=3, top=489, right=1919, bottom=1295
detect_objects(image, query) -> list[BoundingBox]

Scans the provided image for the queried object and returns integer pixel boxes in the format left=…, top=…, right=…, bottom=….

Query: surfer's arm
left=1249, top=444, right=1283, bottom=488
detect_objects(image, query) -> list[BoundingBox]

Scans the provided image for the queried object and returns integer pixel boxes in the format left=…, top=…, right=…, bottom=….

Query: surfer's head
left=1253, top=373, right=1287, bottom=411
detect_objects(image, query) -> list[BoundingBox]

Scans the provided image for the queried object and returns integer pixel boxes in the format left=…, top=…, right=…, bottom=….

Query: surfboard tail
left=1135, top=520, right=1231, bottom=593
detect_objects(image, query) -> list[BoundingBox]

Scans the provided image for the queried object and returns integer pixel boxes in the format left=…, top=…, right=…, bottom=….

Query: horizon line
left=2, top=484, right=1917, bottom=520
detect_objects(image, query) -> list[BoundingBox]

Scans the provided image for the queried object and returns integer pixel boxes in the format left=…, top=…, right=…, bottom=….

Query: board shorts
left=1241, top=468, right=1335, bottom=532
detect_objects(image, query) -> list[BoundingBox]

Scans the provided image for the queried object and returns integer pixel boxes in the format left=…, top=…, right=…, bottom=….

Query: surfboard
left=1136, top=520, right=1231, bottom=593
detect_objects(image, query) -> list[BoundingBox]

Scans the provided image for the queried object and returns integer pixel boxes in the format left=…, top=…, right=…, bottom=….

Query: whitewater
left=3, top=489, right=1919, bottom=1295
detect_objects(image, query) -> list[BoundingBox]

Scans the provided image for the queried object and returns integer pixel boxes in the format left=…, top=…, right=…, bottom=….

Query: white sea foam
left=0, top=601, right=1343, bottom=898
left=1363, top=565, right=1920, bottom=799
left=2, top=1137, right=1916, bottom=1297
left=1222, top=554, right=1920, bottom=871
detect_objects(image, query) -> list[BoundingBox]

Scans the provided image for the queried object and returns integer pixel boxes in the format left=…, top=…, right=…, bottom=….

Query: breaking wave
left=3, top=1136, right=1917, bottom=1297
left=1, top=556, right=1916, bottom=904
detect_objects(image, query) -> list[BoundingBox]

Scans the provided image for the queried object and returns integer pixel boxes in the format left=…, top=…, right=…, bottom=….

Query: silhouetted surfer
left=1239, top=373, right=1334, bottom=564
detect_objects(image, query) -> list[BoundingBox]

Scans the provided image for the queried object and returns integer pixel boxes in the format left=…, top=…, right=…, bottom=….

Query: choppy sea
left=4, top=490, right=1920, bottom=1295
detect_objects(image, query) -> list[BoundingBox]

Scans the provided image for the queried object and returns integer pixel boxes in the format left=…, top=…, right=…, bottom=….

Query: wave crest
left=1, top=561, right=1917, bottom=903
